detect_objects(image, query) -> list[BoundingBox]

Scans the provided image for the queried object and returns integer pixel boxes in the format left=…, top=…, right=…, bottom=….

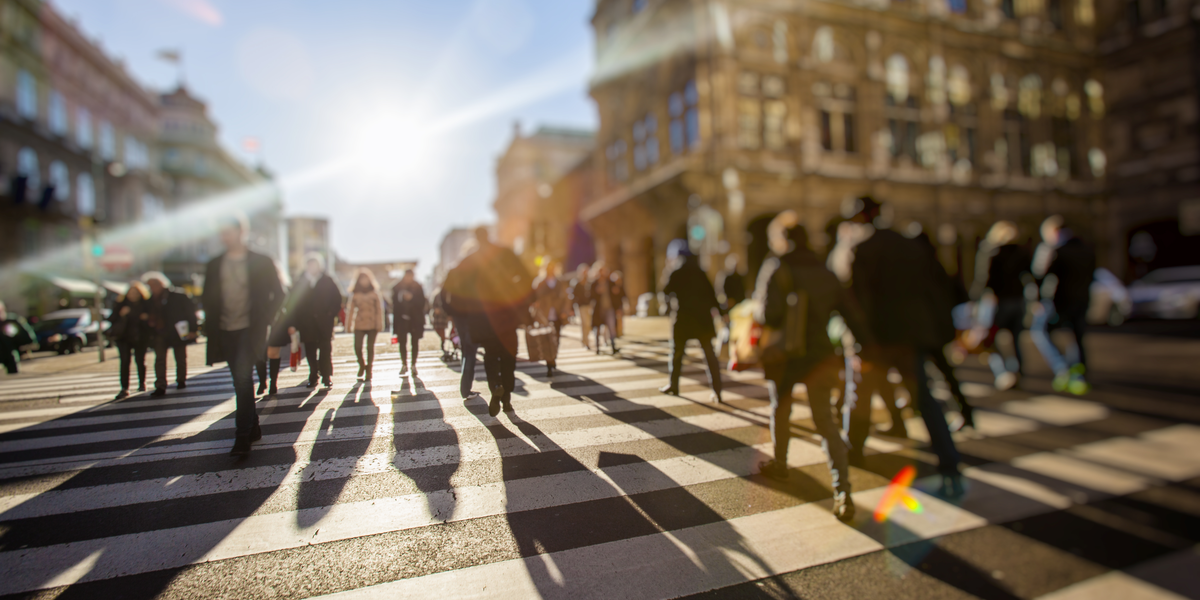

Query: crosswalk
left=0, top=331, right=1197, bottom=599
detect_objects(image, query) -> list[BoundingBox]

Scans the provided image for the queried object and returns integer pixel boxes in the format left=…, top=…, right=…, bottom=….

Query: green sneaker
left=1052, top=372, right=1071, bottom=392
left=1069, top=363, right=1087, bottom=377
left=1067, top=377, right=1090, bottom=395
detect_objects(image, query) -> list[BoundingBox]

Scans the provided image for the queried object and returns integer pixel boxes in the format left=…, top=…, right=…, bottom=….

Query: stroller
left=444, top=324, right=462, bottom=362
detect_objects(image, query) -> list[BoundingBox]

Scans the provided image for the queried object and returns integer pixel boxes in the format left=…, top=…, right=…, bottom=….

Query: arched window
left=948, top=65, right=972, bottom=106
left=813, top=27, right=834, bottom=63
left=16, top=70, right=37, bottom=120
left=17, top=148, right=40, bottom=198
left=99, top=121, right=115, bottom=160
left=886, top=54, right=910, bottom=104
left=1018, top=74, right=1042, bottom=118
left=1084, top=79, right=1104, bottom=117
left=991, top=73, right=1009, bottom=110
left=77, top=172, right=95, bottom=216
left=48, top=90, right=68, bottom=136
left=927, top=56, right=947, bottom=106
left=49, top=161, right=70, bottom=202
left=76, top=107, right=93, bottom=148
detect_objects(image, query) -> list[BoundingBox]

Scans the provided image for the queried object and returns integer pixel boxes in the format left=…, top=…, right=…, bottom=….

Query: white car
left=1128, top=266, right=1200, bottom=320
left=1088, top=268, right=1132, bottom=325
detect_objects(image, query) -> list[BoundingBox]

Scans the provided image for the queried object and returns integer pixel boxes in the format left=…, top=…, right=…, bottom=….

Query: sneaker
left=1067, top=377, right=1090, bottom=396
left=114, top=390, right=129, bottom=400
left=832, top=491, right=857, bottom=522
left=322, top=379, right=333, bottom=389
left=150, top=389, right=167, bottom=398
left=357, top=364, right=365, bottom=379
left=257, top=382, right=267, bottom=396
left=488, top=389, right=503, bottom=417
left=939, top=474, right=965, bottom=498
left=1052, top=372, right=1071, bottom=392
left=305, top=379, right=318, bottom=388
left=758, top=459, right=788, bottom=480
left=710, top=391, right=723, bottom=404
left=994, top=371, right=1018, bottom=391
left=137, top=384, right=146, bottom=392
left=268, top=383, right=277, bottom=396
left=400, top=364, right=408, bottom=376
left=501, top=390, right=514, bottom=412
left=229, top=437, right=251, bottom=457
left=176, top=382, right=187, bottom=391
left=411, top=364, right=418, bottom=376
left=658, top=384, right=679, bottom=396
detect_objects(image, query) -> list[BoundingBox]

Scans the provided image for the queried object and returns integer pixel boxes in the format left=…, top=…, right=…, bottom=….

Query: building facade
left=585, top=0, right=1109, bottom=302
left=433, top=226, right=475, bottom=288
left=493, top=123, right=595, bottom=271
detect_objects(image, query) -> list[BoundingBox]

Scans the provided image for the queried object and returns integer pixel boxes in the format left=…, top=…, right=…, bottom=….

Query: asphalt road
left=0, top=321, right=1196, bottom=599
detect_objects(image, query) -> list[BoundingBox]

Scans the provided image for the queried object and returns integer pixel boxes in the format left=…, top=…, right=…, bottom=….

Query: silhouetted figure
left=1031, top=215, right=1096, bottom=394
left=589, top=263, right=622, bottom=355
left=715, top=253, right=747, bottom=312
left=444, top=242, right=482, bottom=399
left=754, top=212, right=874, bottom=521
left=570, top=263, right=592, bottom=350
left=914, top=230, right=975, bottom=429
left=202, top=215, right=285, bottom=457
left=143, top=272, right=196, bottom=398
left=659, top=240, right=723, bottom=403
left=108, top=281, right=151, bottom=399
left=972, top=220, right=1032, bottom=390
left=531, top=261, right=568, bottom=376
left=391, top=269, right=426, bottom=376
left=292, top=254, right=342, bottom=389
left=0, top=301, right=35, bottom=375
left=346, top=268, right=386, bottom=382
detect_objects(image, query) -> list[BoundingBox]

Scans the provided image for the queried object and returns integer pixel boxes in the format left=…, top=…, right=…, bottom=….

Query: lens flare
left=873, top=465, right=923, bottom=523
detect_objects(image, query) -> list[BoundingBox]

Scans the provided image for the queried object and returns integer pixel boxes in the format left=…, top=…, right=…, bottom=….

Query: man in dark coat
left=290, top=254, right=342, bottom=388
left=0, top=301, right=35, bottom=374
left=202, top=215, right=284, bottom=457
left=143, top=272, right=198, bottom=398
left=715, top=254, right=747, bottom=312
left=846, top=196, right=962, bottom=495
left=659, top=240, right=722, bottom=402
left=754, top=213, right=875, bottom=521
left=391, top=269, right=427, bottom=376
left=444, top=251, right=483, bottom=399
left=972, top=220, right=1032, bottom=390
left=444, top=227, right=531, bottom=417
left=1030, top=215, right=1096, bottom=394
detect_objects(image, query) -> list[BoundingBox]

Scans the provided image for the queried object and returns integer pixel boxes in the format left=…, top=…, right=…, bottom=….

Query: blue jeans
left=1030, top=301, right=1086, bottom=377
left=459, top=324, right=477, bottom=397
left=220, top=328, right=259, bottom=439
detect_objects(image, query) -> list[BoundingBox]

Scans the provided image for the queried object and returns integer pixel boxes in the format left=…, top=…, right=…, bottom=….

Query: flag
left=157, top=49, right=181, bottom=64
left=242, top=137, right=261, bottom=154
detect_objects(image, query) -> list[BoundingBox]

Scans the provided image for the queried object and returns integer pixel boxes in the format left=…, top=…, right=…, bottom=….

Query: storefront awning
left=102, top=280, right=130, bottom=295
left=45, top=276, right=104, bottom=296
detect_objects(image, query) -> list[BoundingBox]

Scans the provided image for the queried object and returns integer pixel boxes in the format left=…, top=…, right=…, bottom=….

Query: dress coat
left=202, top=250, right=285, bottom=365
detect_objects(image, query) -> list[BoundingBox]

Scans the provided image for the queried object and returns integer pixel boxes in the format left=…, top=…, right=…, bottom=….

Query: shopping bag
left=726, top=300, right=764, bottom=372
left=524, top=326, right=558, bottom=363
left=289, top=331, right=302, bottom=372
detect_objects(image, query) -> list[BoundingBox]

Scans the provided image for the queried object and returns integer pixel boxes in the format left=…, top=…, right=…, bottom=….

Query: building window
left=99, top=121, right=116, bottom=161
left=633, top=0, right=647, bottom=13
left=927, top=56, right=947, bottom=107
left=885, top=54, right=910, bottom=104
left=948, top=65, right=972, bottom=107
left=633, top=113, right=659, bottom=170
left=1051, top=117, right=1075, bottom=178
left=1018, top=74, right=1043, bottom=118
left=76, top=107, right=93, bottom=148
left=77, top=172, right=96, bottom=216
left=1015, top=0, right=1045, bottom=17
left=1084, top=79, right=1104, bottom=117
left=820, top=110, right=833, bottom=151
left=16, top=70, right=37, bottom=120
left=607, top=139, right=628, bottom=183
left=49, top=161, right=70, bottom=202
left=843, top=113, right=856, bottom=153
left=1076, top=0, right=1095, bottom=24
left=945, top=124, right=976, bottom=164
left=682, top=81, right=700, bottom=150
left=816, top=83, right=857, bottom=154
left=1001, top=0, right=1015, bottom=18
left=669, top=93, right=685, bottom=154
left=17, top=148, right=40, bottom=201
left=772, top=20, right=788, bottom=64
left=813, top=27, right=834, bottom=63
left=949, top=0, right=968, bottom=13
left=1005, top=109, right=1031, bottom=175
left=738, top=99, right=761, bottom=149
left=1048, top=0, right=1063, bottom=26
left=1088, top=148, right=1106, bottom=177
left=48, top=90, right=68, bottom=136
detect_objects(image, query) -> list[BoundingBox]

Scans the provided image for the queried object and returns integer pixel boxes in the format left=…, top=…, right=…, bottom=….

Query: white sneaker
left=399, top=364, right=408, bottom=375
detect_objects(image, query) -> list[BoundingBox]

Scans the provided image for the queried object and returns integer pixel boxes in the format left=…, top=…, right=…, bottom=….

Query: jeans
left=397, top=329, right=420, bottom=365
left=220, top=328, right=259, bottom=439
left=117, top=340, right=147, bottom=391
left=594, top=308, right=617, bottom=349
left=990, top=298, right=1026, bottom=377
left=153, top=337, right=187, bottom=391
left=1030, top=301, right=1087, bottom=377
left=668, top=334, right=722, bottom=394
left=305, top=331, right=333, bottom=383
left=766, top=356, right=855, bottom=492
left=481, top=327, right=518, bottom=394
left=459, top=324, right=478, bottom=397
left=353, top=330, right=378, bottom=368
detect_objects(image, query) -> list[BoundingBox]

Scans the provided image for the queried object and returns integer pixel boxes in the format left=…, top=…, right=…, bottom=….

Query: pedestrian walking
left=659, top=240, right=723, bottom=403
left=291, top=254, right=342, bottom=388
left=201, top=215, right=285, bottom=457
left=589, top=263, right=621, bottom=355
left=570, top=263, right=592, bottom=350
left=716, top=254, right=747, bottom=312
left=444, top=243, right=482, bottom=398
left=971, top=220, right=1032, bottom=390
left=429, top=287, right=452, bottom=360
left=391, top=269, right=426, bottom=376
left=109, top=281, right=151, bottom=399
left=0, top=301, right=35, bottom=375
left=531, top=261, right=568, bottom=377
left=258, top=264, right=293, bottom=397
left=345, top=268, right=386, bottom=382
left=1030, top=215, right=1095, bottom=394
left=143, top=272, right=197, bottom=398
left=445, top=227, right=532, bottom=416
left=914, top=231, right=975, bottom=430
left=844, top=196, right=963, bottom=495
left=754, top=212, right=875, bottom=521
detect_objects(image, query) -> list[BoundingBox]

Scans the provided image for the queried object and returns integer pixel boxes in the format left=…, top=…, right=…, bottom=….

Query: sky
left=51, top=0, right=598, bottom=277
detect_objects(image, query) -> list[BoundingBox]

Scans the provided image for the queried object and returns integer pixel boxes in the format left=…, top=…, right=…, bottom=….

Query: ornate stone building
left=585, top=0, right=1109, bottom=301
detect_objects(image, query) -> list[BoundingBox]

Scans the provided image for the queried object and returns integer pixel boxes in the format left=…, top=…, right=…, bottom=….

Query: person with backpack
left=753, top=212, right=875, bottom=522
left=659, top=240, right=723, bottom=403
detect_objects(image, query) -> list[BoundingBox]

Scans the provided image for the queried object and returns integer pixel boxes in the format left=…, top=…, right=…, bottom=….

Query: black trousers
left=397, top=329, right=420, bottom=365
left=220, top=328, right=259, bottom=439
left=154, top=337, right=187, bottom=391
left=1, top=351, right=17, bottom=374
left=354, top=330, right=378, bottom=367
left=668, top=333, right=722, bottom=394
left=480, top=327, right=517, bottom=394
left=305, top=331, right=333, bottom=383
left=117, top=340, right=148, bottom=391
left=458, top=324, right=478, bottom=397
left=765, top=356, right=855, bottom=493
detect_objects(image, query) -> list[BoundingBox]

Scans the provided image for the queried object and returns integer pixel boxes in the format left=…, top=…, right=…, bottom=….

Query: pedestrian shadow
left=295, top=381, right=379, bottom=529
left=0, top=366, right=324, bottom=598
left=390, top=375, right=459, bottom=523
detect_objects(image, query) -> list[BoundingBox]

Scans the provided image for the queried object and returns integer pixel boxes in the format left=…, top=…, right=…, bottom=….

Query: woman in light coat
left=345, top=268, right=386, bottom=381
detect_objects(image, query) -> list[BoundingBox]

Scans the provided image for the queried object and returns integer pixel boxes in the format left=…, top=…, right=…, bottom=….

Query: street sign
left=99, top=244, right=134, bottom=272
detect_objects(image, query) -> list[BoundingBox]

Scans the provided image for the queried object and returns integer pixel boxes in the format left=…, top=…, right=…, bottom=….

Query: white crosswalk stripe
left=0, top=332, right=1195, bottom=599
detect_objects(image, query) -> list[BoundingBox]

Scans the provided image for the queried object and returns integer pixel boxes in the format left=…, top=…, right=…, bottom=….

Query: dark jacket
left=108, top=296, right=150, bottom=345
left=757, top=247, right=874, bottom=363
left=291, top=274, right=343, bottom=342
left=570, top=276, right=591, bottom=307
left=391, top=280, right=427, bottom=335
left=975, top=243, right=1032, bottom=301
left=1045, top=237, right=1096, bottom=313
left=148, top=289, right=197, bottom=346
left=202, top=251, right=285, bottom=365
left=716, top=268, right=747, bottom=311
left=850, top=228, right=955, bottom=349
left=1, top=316, right=36, bottom=358
left=589, top=276, right=623, bottom=314
left=662, top=256, right=720, bottom=340
left=444, top=243, right=532, bottom=342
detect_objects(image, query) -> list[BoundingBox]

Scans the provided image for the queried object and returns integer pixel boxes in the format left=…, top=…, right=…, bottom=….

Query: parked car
left=1088, top=268, right=1133, bottom=325
left=32, top=309, right=110, bottom=354
left=1128, top=266, right=1200, bottom=320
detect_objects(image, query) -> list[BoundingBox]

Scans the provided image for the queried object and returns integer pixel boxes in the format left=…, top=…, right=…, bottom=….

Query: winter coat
left=202, top=251, right=285, bottom=365
left=443, top=243, right=531, bottom=345
left=974, top=243, right=1032, bottom=301
left=391, top=280, right=427, bottom=335
left=662, top=257, right=720, bottom=341
left=589, top=276, right=624, bottom=315
left=850, top=228, right=955, bottom=349
left=755, top=247, right=874, bottom=363
left=532, top=275, right=570, bottom=326
left=1044, top=237, right=1096, bottom=313
left=716, top=268, right=747, bottom=310
left=346, top=290, right=386, bottom=332
left=108, top=296, right=150, bottom=345
left=148, top=289, right=198, bottom=346
left=290, top=274, right=343, bottom=343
